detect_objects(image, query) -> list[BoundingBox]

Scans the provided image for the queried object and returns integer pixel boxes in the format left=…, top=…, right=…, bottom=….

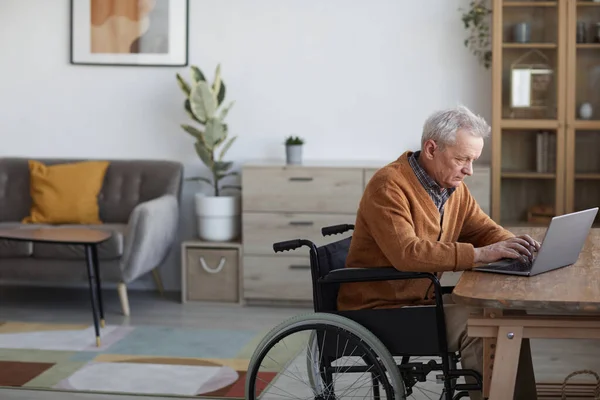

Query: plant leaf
left=212, top=64, right=222, bottom=101
left=214, top=161, right=233, bottom=173
left=221, top=184, right=241, bottom=191
left=184, top=99, right=204, bottom=124
left=218, top=135, right=237, bottom=161
left=219, top=171, right=238, bottom=178
left=204, top=118, right=226, bottom=149
left=176, top=73, right=191, bottom=96
left=185, top=176, right=212, bottom=185
left=194, top=141, right=214, bottom=168
left=190, top=65, right=206, bottom=83
left=181, top=124, right=203, bottom=141
left=218, top=100, right=235, bottom=121
left=215, top=80, right=226, bottom=106
left=190, top=81, right=217, bottom=121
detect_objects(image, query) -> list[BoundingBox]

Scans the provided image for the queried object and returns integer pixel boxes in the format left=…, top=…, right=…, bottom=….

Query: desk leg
left=483, top=308, right=501, bottom=398
left=489, top=326, right=523, bottom=400
left=91, top=244, right=105, bottom=328
left=84, top=244, right=101, bottom=347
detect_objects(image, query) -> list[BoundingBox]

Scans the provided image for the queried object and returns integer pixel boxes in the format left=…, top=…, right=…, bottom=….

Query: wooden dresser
left=241, top=160, right=491, bottom=305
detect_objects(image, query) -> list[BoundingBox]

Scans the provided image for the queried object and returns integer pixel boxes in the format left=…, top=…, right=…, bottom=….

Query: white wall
left=0, top=0, right=492, bottom=292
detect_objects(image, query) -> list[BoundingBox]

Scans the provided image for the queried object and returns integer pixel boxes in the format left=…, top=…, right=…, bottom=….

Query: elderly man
left=337, top=105, right=539, bottom=399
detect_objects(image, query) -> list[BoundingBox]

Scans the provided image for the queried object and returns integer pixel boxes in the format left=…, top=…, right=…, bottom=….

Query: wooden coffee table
left=0, top=227, right=112, bottom=347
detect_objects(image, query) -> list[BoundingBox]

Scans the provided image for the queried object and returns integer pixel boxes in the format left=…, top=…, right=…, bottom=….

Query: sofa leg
left=152, top=268, right=165, bottom=297
left=117, top=283, right=130, bottom=316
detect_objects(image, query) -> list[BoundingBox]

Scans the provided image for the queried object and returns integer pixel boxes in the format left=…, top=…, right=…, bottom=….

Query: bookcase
left=491, top=0, right=600, bottom=227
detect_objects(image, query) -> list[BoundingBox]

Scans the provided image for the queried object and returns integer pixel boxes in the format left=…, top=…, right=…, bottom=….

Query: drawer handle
left=289, top=221, right=314, bottom=226
left=289, top=177, right=313, bottom=182
left=200, top=256, right=226, bottom=274
left=289, top=264, right=311, bottom=270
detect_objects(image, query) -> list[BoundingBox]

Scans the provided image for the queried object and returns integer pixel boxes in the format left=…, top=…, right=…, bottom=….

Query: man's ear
left=422, top=139, right=437, bottom=159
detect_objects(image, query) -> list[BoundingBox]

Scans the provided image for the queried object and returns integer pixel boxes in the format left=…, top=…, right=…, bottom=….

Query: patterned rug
left=0, top=320, right=300, bottom=398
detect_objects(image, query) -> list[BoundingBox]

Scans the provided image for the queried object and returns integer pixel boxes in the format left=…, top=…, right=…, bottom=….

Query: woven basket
left=561, top=370, right=600, bottom=400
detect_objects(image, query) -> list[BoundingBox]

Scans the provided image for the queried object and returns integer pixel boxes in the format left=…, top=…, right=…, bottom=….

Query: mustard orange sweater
left=337, top=151, right=514, bottom=310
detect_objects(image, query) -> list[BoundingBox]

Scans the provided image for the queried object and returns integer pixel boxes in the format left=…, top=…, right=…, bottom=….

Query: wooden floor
left=0, top=285, right=599, bottom=399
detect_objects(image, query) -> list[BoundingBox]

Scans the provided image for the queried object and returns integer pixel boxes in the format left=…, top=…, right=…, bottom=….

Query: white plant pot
left=286, top=145, right=303, bottom=165
left=194, top=194, right=241, bottom=242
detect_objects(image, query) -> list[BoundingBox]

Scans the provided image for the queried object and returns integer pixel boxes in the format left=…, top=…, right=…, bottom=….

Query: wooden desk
left=452, top=227, right=600, bottom=400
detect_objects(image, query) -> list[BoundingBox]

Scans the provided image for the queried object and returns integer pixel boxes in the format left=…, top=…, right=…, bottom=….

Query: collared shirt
left=408, top=151, right=455, bottom=216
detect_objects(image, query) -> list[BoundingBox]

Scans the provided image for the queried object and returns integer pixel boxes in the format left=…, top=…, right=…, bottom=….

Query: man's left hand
left=514, top=234, right=541, bottom=260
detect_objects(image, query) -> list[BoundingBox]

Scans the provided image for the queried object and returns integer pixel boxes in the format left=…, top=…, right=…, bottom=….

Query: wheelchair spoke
left=408, top=385, right=440, bottom=400
left=247, top=320, right=403, bottom=399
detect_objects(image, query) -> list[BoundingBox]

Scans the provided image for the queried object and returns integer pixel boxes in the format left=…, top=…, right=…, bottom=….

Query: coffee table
left=0, top=227, right=112, bottom=347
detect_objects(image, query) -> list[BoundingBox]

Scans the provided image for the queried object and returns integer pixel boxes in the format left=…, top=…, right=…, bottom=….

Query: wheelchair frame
left=268, top=223, right=483, bottom=399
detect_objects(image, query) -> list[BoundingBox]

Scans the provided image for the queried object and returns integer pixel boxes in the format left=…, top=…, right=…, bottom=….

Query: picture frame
left=70, top=0, right=189, bottom=67
left=509, top=49, right=554, bottom=110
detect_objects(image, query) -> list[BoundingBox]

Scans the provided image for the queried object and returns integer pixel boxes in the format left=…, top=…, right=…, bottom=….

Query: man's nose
left=463, top=162, right=473, bottom=176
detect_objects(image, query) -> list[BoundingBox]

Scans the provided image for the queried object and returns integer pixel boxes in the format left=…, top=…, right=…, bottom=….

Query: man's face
left=426, top=129, right=484, bottom=189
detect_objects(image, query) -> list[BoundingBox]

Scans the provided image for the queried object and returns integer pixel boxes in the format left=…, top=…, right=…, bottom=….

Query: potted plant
left=460, top=0, right=492, bottom=69
left=176, top=64, right=241, bottom=242
left=285, top=135, right=305, bottom=165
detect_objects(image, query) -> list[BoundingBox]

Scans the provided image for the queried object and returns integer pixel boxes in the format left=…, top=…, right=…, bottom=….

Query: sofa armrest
left=120, top=194, right=179, bottom=282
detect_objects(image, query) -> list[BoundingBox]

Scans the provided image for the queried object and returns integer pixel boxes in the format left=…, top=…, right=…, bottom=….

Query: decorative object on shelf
left=176, top=64, right=241, bottom=242
left=70, top=0, right=189, bottom=66
left=579, top=102, right=594, bottom=120
left=513, top=22, right=531, bottom=44
left=459, top=0, right=492, bottom=69
left=595, top=22, right=600, bottom=43
left=577, top=21, right=587, bottom=43
left=285, top=136, right=305, bottom=165
left=510, top=49, right=554, bottom=119
left=527, top=204, right=555, bottom=225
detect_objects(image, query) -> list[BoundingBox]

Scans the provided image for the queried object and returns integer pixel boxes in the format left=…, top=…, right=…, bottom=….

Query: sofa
left=0, top=157, right=183, bottom=316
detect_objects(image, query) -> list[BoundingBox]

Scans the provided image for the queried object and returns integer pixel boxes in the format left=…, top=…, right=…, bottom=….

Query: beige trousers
left=443, top=294, right=538, bottom=400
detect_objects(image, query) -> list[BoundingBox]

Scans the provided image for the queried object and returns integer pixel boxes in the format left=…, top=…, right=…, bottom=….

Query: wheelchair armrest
left=320, top=267, right=439, bottom=286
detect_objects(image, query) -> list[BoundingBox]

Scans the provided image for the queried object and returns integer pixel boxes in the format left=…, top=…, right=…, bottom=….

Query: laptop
left=473, top=207, right=598, bottom=276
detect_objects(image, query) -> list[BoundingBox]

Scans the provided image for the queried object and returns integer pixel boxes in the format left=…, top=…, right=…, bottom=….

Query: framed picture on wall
left=70, top=0, right=189, bottom=67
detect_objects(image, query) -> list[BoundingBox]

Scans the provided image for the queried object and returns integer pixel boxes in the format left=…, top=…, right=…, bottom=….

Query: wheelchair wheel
left=246, top=312, right=406, bottom=399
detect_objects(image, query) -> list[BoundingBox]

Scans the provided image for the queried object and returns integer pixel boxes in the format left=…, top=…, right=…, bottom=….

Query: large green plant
left=460, top=0, right=492, bottom=69
left=176, top=64, right=239, bottom=196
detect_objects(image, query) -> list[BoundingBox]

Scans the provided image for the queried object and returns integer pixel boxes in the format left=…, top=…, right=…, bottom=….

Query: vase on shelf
left=579, top=102, right=593, bottom=120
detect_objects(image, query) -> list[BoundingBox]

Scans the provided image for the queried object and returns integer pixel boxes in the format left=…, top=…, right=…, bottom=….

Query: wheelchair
left=245, top=224, right=482, bottom=399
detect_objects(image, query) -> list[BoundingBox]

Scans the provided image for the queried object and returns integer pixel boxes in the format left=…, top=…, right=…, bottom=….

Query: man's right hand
left=474, top=237, right=537, bottom=264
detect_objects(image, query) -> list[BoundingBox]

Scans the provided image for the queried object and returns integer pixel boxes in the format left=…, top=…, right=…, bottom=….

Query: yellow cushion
left=22, top=160, right=110, bottom=224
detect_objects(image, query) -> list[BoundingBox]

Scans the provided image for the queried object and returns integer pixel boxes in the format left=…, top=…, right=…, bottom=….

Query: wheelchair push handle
left=273, top=239, right=314, bottom=253
left=321, top=224, right=355, bottom=236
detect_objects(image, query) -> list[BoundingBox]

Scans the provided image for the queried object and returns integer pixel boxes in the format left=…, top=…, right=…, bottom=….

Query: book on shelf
left=536, top=131, right=556, bottom=173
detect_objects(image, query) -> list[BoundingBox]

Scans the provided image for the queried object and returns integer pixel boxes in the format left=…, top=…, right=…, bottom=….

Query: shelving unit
left=491, top=0, right=600, bottom=227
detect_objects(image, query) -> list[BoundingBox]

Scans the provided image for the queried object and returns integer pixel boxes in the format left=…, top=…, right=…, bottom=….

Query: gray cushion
left=31, top=224, right=127, bottom=261
left=0, top=222, right=35, bottom=258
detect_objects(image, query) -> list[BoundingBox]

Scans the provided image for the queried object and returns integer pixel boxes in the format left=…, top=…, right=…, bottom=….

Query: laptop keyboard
left=488, top=258, right=534, bottom=272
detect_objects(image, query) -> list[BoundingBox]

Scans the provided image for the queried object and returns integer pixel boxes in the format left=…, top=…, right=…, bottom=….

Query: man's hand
left=474, top=235, right=541, bottom=264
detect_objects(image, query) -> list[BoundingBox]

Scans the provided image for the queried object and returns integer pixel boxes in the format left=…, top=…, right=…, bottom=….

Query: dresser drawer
left=243, top=255, right=313, bottom=301
left=242, top=212, right=354, bottom=255
left=242, top=167, right=363, bottom=213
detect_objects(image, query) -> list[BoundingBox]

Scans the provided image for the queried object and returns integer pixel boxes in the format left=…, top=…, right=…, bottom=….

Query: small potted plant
left=285, top=135, right=304, bottom=165
left=175, top=64, right=241, bottom=242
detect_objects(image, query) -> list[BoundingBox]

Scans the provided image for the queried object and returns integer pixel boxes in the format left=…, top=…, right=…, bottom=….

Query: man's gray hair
left=421, top=105, right=490, bottom=151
